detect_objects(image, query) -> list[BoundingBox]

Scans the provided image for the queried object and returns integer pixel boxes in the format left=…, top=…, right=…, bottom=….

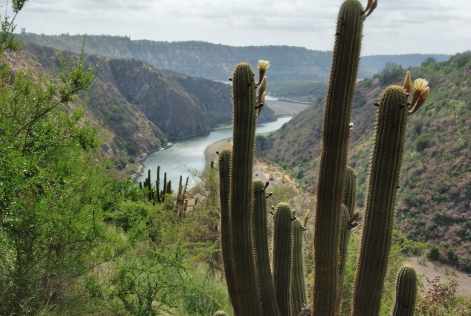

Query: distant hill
left=259, top=51, right=471, bottom=271
left=268, top=80, right=328, bottom=104
left=361, top=54, right=451, bottom=71
left=17, top=33, right=378, bottom=81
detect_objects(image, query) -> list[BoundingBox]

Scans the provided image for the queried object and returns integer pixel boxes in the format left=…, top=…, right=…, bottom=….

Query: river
left=134, top=117, right=291, bottom=188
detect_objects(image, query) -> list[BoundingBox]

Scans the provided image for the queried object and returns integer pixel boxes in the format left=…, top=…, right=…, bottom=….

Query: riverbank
left=266, top=99, right=309, bottom=116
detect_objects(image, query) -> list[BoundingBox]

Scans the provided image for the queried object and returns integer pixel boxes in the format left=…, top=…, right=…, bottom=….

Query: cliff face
left=106, top=59, right=211, bottom=140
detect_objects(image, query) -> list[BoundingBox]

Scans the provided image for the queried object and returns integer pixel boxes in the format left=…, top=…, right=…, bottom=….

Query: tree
left=0, top=2, right=119, bottom=313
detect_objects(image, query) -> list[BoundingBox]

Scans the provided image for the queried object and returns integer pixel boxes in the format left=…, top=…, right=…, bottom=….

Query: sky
left=13, top=0, right=471, bottom=56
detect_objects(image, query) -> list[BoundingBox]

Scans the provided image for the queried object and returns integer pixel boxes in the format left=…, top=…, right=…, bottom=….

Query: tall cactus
left=312, top=0, right=364, bottom=314
left=290, top=218, right=306, bottom=316
left=229, top=62, right=261, bottom=315
left=391, top=265, right=417, bottom=316
left=273, top=202, right=292, bottom=316
left=352, top=85, right=410, bottom=316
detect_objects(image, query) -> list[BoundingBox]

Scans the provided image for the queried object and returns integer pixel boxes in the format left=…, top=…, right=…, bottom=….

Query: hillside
left=259, top=52, right=471, bottom=271
left=15, top=43, right=274, bottom=143
left=17, top=33, right=378, bottom=81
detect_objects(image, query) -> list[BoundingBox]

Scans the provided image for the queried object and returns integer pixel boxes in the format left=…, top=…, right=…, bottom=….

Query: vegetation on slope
left=361, top=54, right=451, bottom=71
left=260, top=53, right=471, bottom=271
left=0, top=32, right=232, bottom=314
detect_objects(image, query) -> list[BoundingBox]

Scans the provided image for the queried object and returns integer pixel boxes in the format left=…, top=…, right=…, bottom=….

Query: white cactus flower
left=257, top=60, right=270, bottom=71
left=412, top=78, right=429, bottom=92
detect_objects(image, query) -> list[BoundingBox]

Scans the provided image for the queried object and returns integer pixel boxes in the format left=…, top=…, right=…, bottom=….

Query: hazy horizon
left=16, top=32, right=460, bottom=57
left=14, top=0, right=471, bottom=56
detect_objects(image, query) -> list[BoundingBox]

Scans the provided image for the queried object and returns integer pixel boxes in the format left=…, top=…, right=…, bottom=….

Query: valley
left=2, top=4, right=471, bottom=312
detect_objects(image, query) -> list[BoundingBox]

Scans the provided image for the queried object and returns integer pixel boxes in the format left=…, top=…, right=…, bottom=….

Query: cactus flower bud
left=303, top=210, right=310, bottom=227
left=257, top=60, right=270, bottom=85
left=403, top=71, right=412, bottom=93
left=258, top=76, right=267, bottom=105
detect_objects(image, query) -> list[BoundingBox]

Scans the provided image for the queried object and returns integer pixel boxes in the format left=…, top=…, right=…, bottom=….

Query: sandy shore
left=405, top=256, right=471, bottom=294
left=204, top=137, right=233, bottom=169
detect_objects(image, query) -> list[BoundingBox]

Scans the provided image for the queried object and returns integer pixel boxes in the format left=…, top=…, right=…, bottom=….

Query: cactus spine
left=273, top=202, right=293, bottom=315
left=290, top=218, right=306, bottom=316
left=229, top=62, right=261, bottom=315
left=312, top=0, right=364, bottom=314
left=391, top=265, right=417, bottom=316
left=253, top=179, right=281, bottom=315
left=352, top=85, right=409, bottom=316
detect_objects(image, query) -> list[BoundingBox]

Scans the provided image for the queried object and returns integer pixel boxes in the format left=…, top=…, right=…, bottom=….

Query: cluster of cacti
left=215, top=1, right=432, bottom=315
left=140, top=166, right=188, bottom=214
left=217, top=60, right=308, bottom=316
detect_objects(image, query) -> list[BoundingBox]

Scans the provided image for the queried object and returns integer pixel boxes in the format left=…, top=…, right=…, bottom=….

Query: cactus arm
left=391, top=265, right=417, bottom=316
left=290, top=218, right=307, bottom=316
left=352, top=86, right=409, bottom=316
left=229, top=62, right=262, bottom=315
left=156, top=166, right=160, bottom=203
left=344, top=166, right=357, bottom=218
left=273, top=203, right=293, bottom=315
left=218, top=149, right=241, bottom=316
left=253, top=179, right=281, bottom=315
left=163, top=172, right=167, bottom=196
left=337, top=204, right=350, bottom=314
left=312, top=1, right=364, bottom=314
left=183, top=177, right=189, bottom=204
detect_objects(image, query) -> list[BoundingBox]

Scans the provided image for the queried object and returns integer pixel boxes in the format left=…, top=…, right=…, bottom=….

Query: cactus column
left=273, top=203, right=292, bottom=315
left=391, top=265, right=417, bottom=316
left=290, top=218, right=306, bottom=316
left=312, top=1, right=364, bottom=314
left=229, top=62, right=261, bottom=315
left=352, top=85, right=409, bottom=316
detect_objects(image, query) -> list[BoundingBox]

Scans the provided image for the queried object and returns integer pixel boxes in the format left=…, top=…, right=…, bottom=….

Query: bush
left=414, top=133, right=431, bottom=152
left=428, top=245, right=440, bottom=260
